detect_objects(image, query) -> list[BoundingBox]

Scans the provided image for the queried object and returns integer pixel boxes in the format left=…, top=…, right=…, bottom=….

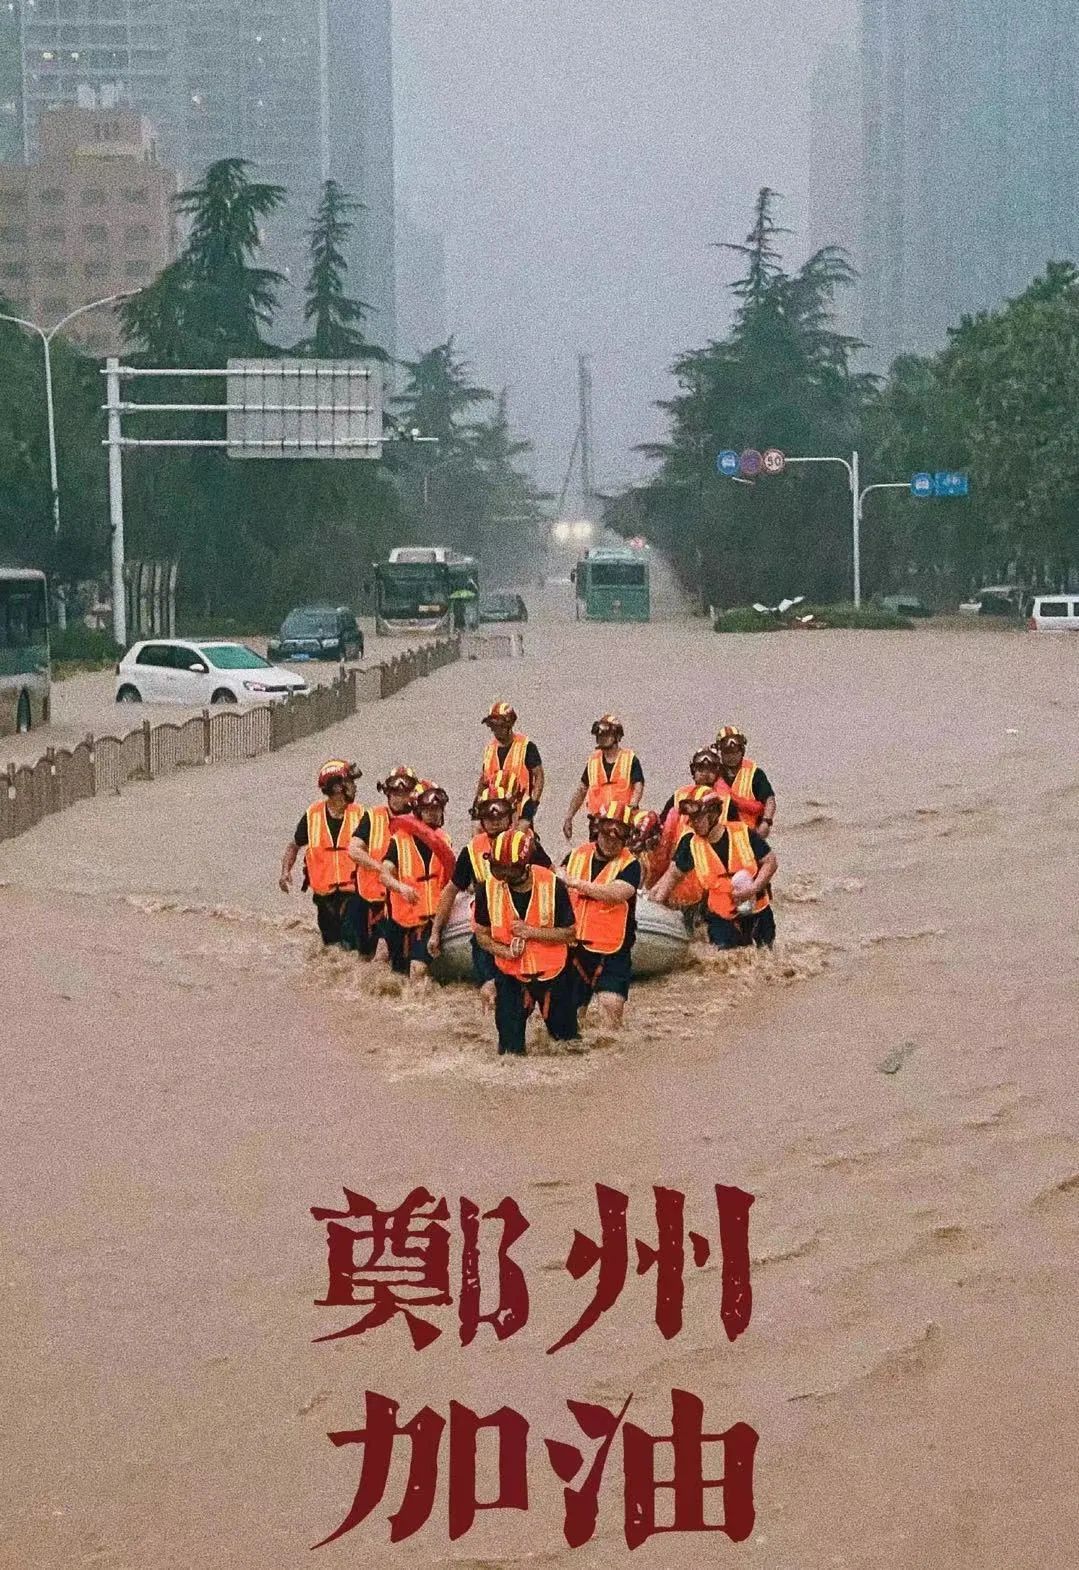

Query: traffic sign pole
left=782, top=451, right=861, bottom=605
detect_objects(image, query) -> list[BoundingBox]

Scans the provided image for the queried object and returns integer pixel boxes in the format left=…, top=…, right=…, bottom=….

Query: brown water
left=2, top=599, right=1078, bottom=1568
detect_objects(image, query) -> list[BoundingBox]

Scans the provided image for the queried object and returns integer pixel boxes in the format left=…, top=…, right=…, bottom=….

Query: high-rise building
left=861, top=0, right=1079, bottom=367
left=805, top=48, right=862, bottom=340
left=0, top=105, right=177, bottom=354
left=395, top=206, right=447, bottom=361
left=12, top=0, right=395, bottom=350
left=0, top=0, right=21, bottom=162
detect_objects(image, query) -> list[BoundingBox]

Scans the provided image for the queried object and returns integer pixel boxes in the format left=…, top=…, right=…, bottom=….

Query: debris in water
left=878, top=1041, right=916, bottom=1075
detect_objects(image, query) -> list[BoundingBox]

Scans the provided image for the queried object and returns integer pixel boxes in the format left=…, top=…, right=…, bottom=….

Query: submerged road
left=1, top=595, right=1077, bottom=1568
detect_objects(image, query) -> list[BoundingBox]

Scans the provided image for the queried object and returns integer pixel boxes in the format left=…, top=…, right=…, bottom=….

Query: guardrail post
left=202, top=708, right=212, bottom=763
left=86, top=732, right=97, bottom=797
left=142, top=718, right=153, bottom=779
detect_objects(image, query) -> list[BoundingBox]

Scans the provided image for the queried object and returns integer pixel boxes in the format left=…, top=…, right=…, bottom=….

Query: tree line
left=0, top=159, right=546, bottom=626
left=606, top=188, right=1079, bottom=607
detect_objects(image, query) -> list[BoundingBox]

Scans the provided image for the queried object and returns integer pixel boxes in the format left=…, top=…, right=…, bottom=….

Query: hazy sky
left=394, top=0, right=856, bottom=495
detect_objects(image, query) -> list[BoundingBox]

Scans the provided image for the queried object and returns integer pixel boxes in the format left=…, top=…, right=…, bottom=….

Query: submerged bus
left=374, top=547, right=480, bottom=635
left=574, top=546, right=650, bottom=622
left=0, top=567, right=50, bottom=735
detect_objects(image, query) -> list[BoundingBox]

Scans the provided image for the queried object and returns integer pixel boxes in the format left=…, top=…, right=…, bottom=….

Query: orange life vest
left=668, top=826, right=705, bottom=909
left=488, top=866, right=568, bottom=981
left=305, top=801, right=364, bottom=896
left=388, top=827, right=452, bottom=928
left=717, top=760, right=765, bottom=827
left=585, top=748, right=638, bottom=814
left=466, top=832, right=492, bottom=927
left=482, top=733, right=533, bottom=799
left=690, top=823, right=770, bottom=920
left=354, top=804, right=393, bottom=904
left=566, top=844, right=637, bottom=955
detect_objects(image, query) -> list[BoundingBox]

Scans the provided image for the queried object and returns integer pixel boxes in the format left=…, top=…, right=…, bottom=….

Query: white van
left=1028, top=594, right=1079, bottom=631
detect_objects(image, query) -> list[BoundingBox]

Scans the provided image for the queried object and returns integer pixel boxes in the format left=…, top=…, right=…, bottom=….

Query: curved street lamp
left=0, top=291, right=135, bottom=625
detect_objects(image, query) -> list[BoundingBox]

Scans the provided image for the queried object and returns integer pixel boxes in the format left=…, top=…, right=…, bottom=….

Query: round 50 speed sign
left=763, top=448, right=786, bottom=475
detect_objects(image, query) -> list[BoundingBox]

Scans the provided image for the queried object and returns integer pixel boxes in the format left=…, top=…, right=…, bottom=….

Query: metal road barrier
left=1, top=637, right=464, bottom=846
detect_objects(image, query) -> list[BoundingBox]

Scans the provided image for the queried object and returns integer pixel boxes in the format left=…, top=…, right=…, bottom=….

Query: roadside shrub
left=714, top=603, right=913, bottom=632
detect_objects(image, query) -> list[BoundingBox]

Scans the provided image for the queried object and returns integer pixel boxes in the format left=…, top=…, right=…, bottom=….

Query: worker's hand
left=647, top=888, right=668, bottom=906
left=562, top=816, right=575, bottom=841
left=510, top=920, right=531, bottom=938
left=397, top=884, right=420, bottom=905
left=278, top=872, right=292, bottom=893
left=427, top=930, right=442, bottom=958
left=509, top=936, right=526, bottom=959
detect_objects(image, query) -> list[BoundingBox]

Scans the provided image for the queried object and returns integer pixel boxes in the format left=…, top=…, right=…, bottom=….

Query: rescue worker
left=713, top=726, right=777, bottom=835
left=379, top=782, right=454, bottom=981
left=477, top=701, right=544, bottom=824
left=279, top=760, right=364, bottom=948
left=562, top=714, right=644, bottom=840
left=650, top=789, right=778, bottom=949
left=428, top=782, right=518, bottom=1010
left=561, top=802, right=641, bottom=1029
left=658, top=748, right=723, bottom=823
left=347, top=765, right=420, bottom=962
left=473, top=828, right=579, bottom=1056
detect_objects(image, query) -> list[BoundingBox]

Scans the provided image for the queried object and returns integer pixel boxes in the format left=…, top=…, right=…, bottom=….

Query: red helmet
left=415, top=783, right=448, bottom=811
left=378, top=765, right=419, bottom=797
left=681, top=787, right=725, bottom=819
left=691, top=747, right=721, bottom=773
left=591, top=713, right=624, bottom=740
left=483, top=700, right=518, bottom=728
left=715, top=725, right=747, bottom=748
left=593, top=801, right=636, bottom=837
left=631, top=808, right=661, bottom=849
left=318, top=758, right=361, bottom=792
left=471, top=781, right=518, bottom=822
left=488, top=828, right=535, bottom=871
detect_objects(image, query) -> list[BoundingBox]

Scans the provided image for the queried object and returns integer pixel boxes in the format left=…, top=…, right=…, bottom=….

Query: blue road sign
left=740, top=448, right=764, bottom=478
left=717, top=450, right=740, bottom=477
left=934, top=471, right=970, bottom=497
left=911, top=472, right=934, bottom=498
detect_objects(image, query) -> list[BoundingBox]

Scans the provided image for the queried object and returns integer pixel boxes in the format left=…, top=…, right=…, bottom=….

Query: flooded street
left=2, top=599, right=1078, bottom=1568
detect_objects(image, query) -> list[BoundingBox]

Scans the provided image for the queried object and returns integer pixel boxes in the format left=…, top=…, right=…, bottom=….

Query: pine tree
left=300, top=180, right=388, bottom=360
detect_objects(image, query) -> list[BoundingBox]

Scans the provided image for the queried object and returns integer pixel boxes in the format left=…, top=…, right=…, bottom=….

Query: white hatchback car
left=115, top=639, right=308, bottom=706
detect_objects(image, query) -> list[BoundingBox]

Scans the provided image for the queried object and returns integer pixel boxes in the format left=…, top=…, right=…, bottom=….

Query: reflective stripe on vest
left=718, top=760, right=764, bottom=827
left=355, top=805, right=392, bottom=903
left=488, top=866, right=566, bottom=981
left=466, top=833, right=492, bottom=928
left=585, top=749, right=637, bottom=814
left=566, top=844, right=635, bottom=955
left=482, top=733, right=532, bottom=797
left=689, top=823, right=769, bottom=919
left=389, top=828, right=450, bottom=927
left=305, top=801, right=363, bottom=896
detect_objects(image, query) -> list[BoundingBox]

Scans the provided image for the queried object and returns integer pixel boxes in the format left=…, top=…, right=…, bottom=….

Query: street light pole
left=782, top=452, right=862, bottom=606
left=0, top=292, right=135, bottom=628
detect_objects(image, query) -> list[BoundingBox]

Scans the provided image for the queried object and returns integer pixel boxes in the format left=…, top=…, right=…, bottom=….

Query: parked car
left=958, top=585, right=1029, bottom=617
left=879, top=594, right=932, bottom=618
left=479, top=592, right=529, bottom=624
left=1028, top=593, right=1079, bottom=631
left=115, top=640, right=307, bottom=706
left=267, top=604, right=364, bottom=662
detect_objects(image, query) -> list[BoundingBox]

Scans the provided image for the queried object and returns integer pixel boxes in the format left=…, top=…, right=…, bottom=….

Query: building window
left=37, top=188, right=65, bottom=207
left=43, top=298, right=69, bottom=316
left=0, top=191, right=27, bottom=208
left=123, top=259, right=150, bottom=278
left=122, top=186, right=149, bottom=204
left=84, top=259, right=109, bottom=279
left=0, top=223, right=26, bottom=244
left=81, top=188, right=108, bottom=206
left=39, top=225, right=65, bottom=245
left=82, top=223, right=109, bottom=245
left=42, top=259, right=67, bottom=279
left=124, top=224, right=151, bottom=249
left=0, top=261, right=26, bottom=279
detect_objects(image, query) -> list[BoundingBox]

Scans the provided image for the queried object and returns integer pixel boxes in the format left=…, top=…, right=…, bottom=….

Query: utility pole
left=577, top=353, right=594, bottom=513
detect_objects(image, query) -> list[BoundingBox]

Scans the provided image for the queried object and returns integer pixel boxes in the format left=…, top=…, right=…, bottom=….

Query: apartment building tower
left=861, top=0, right=1079, bottom=366
left=0, top=104, right=176, bottom=353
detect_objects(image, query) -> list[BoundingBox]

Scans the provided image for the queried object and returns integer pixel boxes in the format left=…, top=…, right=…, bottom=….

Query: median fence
left=1, top=637, right=460, bottom=846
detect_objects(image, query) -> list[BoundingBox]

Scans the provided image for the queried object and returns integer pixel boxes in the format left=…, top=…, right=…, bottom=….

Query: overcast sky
left=394, top=0, right=856, bottom=496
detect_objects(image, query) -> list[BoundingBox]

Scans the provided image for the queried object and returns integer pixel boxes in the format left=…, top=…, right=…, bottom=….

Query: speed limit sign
left=763, top=448, right=786, bottom=475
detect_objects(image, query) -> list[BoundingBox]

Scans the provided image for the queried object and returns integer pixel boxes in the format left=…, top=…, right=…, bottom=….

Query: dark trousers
left=704, top=906, right=776, bottom=950
left=385, top=918, right=434, bottom=974
left=494, top=968, right=579, bottom=1055
left=313, top=892, right=363, bottom=949
left=471, top=934, right=498, bottom=986
left=572, top=943, right=633, bottom=1005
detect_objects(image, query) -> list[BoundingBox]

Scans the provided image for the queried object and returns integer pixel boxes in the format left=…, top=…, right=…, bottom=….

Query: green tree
left=299, top=180, right=388, bottom=361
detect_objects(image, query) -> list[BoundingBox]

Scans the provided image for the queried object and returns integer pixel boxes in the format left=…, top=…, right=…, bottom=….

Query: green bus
left=0, top=567, right=50, bottom=736
left=374, top=547, right=480, bottom=635
left=574, top=546, right=650, bottom=622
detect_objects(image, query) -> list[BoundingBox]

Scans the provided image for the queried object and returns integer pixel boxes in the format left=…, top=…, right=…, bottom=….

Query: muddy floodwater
left=2, top=600, right=1077, bottom=1568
